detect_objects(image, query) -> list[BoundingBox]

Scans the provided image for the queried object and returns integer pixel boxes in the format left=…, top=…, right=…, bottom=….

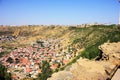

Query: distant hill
left=0, top=25, right=120, bottom=59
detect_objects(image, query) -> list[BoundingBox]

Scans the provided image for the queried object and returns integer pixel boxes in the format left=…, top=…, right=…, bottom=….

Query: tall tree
left=0, top=62, right=11, bottom=80
left=36, top=61, right=52, bottom=80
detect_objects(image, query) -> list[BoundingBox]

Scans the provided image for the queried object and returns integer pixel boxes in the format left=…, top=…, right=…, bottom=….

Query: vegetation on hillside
left=69, top=25, right=120, bottom=59
left=59, top=25, right=120, bottom=70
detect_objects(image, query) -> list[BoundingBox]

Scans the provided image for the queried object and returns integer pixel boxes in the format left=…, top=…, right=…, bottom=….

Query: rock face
left=48, top=58, right=117, bottom=80
left=47, top=71, right=73, bottom=80
left=48, top=42, right=120, bottom=80
left=69, top=58, right=108, bottom=80
left=99, top=42, right=120, bottom=65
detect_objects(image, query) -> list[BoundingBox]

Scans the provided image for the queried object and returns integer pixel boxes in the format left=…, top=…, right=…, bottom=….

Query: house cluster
left=0, top=38, right=75, bottom=80
left=0, top=35, right=17, bottom=43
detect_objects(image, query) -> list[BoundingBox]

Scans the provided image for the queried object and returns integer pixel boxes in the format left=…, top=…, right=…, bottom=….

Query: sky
left=0, top=0, right=120, bottom=25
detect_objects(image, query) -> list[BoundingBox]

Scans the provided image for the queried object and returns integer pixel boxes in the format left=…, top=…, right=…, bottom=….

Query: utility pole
left=118, top=0, right=120, bottom=29
left=119, top=0, right=120, bottom=24
left=118, top=10, right=120, bottom=25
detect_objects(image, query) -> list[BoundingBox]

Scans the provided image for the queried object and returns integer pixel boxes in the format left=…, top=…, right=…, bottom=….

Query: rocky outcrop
left=48, top=42, right=120, bottom=80
left=99, top=42, right=120, bottom=65
left=48, top=58, right=117, bottom=80
left=47, top=71, right=73, bottom=80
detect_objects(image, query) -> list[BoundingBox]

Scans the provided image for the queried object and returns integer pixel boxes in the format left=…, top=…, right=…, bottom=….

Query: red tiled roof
left=26, top=67, right=31, bottom=73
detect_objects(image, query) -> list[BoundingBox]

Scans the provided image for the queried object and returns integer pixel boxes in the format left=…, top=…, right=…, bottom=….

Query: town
left=0, top=38, right=78, bottom=79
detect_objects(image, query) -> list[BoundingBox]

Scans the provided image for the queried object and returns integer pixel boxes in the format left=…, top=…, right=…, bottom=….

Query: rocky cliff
left=99, top=42, right=120, bottom=65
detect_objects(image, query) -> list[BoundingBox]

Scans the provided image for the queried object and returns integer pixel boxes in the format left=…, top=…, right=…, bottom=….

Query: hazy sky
left=0, top=0, right=120, bottom=25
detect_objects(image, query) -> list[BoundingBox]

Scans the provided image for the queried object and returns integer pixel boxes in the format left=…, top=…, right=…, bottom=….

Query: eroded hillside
left=1, top=25, right=120, bottom=52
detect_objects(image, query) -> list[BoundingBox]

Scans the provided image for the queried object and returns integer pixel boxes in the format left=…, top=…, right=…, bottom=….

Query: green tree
left=0, top=62, right=5, bottom=79
left=6, top=57, right=14, bottom=63
left=0, top=62, right=12, bottom=80
left=36, top=61, right=52, bottom=80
